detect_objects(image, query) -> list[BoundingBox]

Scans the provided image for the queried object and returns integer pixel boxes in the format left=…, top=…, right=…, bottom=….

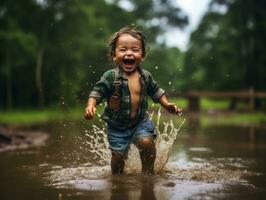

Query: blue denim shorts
left=107, top=118, right=157, bottom=155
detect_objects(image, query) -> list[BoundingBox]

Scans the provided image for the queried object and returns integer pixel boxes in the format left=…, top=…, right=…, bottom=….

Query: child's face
left=113, top=33, right=144, bottom=74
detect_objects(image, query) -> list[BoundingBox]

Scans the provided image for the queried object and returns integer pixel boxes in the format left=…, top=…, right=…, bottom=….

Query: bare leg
left=135, top=137, right=156, bottom=175
left=111, top=152, right=125, bottom=175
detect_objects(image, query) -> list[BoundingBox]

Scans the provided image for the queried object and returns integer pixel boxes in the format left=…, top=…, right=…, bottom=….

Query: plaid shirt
left=89, top=67, right=165, bottom=130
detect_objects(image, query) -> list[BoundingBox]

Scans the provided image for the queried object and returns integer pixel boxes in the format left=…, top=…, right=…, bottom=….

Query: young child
left=85, top=26, right=181, bottom=175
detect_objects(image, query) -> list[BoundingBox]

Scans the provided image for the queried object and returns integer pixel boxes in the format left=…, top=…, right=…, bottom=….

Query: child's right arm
left=85, top=70, right=113, bottom=120
left=84, top=98, right=97, bottom=120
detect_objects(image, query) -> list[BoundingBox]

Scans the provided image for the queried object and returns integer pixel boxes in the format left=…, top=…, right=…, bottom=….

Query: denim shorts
left=107, top=118, right=157, bottom=155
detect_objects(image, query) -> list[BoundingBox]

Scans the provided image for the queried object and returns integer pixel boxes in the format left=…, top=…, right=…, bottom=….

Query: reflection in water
left=39, top=110, right=264, bottom=200
left=41, top=149, right=260, bottom=200
left=1, top=110, right=265, bottom=200
left=41, top=155, right=260, bottom=200
left=110, top=176, right=156, bottom=200
left=43, top=155, right=258, bottom=187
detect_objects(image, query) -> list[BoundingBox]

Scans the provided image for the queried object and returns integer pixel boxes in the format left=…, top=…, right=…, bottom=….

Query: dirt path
left=0, top=126, right=48, bottom=153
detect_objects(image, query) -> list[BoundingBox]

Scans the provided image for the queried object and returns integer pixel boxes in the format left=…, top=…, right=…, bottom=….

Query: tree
left=0, top=0, right=37, bottom=109
left=0, top=0, right=188, bottom=109
left=184, top=0, right=266, bottom=92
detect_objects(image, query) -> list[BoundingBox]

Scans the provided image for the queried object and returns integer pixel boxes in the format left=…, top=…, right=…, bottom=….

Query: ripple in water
left=43, top=109, right=259, bottom=190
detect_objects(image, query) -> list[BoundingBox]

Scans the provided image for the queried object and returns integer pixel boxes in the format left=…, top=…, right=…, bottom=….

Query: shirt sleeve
left=147, top=71, right=165, bottom=103
left=88, top=71, right=113, bottom=104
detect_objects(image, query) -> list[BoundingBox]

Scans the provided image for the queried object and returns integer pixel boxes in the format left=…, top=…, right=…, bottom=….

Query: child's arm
left=159, top=95, right=182, bottom=115
left=85, top=71, right=113, bottom=120
left=84, top=98, right=97, bottom=120
left=145, top=70, right=182, bottom=115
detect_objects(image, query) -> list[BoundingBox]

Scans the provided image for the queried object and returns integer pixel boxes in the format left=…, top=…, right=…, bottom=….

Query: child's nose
left=125, top=49, right=133, bottom=55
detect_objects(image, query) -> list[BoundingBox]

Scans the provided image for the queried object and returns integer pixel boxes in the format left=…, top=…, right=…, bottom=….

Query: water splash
left=82, top=108, right=185, bottom=173
left=42, top=110, right=261, bottom=190
left=84, top=124, right=110, bottom=165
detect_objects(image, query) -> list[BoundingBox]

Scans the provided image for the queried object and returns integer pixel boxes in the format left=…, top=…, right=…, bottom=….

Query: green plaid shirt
left=89, top=67, right=165, bottom=130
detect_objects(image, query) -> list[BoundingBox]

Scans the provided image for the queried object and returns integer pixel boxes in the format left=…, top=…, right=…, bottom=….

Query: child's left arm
left=159, top=95, right=182, bottom=115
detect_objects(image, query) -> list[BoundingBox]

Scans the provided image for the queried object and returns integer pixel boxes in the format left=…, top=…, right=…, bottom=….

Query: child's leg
left=111, top=152, right=125, bottom=175
left=135, top=136, right=156, bottom=175
left=107, top=126, right=131, bottom=175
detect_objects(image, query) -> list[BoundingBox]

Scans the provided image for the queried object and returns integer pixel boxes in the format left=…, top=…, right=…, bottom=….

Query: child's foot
left=142, top=170, right=155, bottom=175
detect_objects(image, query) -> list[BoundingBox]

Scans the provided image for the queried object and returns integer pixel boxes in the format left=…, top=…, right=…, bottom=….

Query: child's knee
left=136, top=136, right=155, bottom=150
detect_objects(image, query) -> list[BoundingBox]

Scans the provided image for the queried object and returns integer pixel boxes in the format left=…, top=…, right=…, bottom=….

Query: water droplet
left=155, top=66, right=158, bottom=70
left=168, top=81, right=172, bottom=85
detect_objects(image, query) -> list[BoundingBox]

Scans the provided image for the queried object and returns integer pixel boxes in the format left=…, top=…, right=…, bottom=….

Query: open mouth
left=123, top=59, right=135, bottom=66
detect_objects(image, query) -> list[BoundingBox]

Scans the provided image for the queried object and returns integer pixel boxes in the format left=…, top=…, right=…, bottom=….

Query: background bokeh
left=0, top=0, right=266, bottom=109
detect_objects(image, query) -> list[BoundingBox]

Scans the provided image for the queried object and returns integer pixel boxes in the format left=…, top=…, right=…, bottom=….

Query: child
left=85, top=26, right=181, bottom=175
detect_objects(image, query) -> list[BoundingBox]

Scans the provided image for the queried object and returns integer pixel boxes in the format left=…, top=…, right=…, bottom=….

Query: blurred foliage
left=1, top=0, right=265, bottom=110
left=184, top=0, right=266, bottom=92
left=0, top=0, right=187, bottom=109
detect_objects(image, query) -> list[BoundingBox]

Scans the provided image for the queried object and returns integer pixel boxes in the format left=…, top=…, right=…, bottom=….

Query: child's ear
left=113, top=57, right=116, bottom=62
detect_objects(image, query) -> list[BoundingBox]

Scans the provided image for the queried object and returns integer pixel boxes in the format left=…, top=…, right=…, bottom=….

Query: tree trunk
left=6, top=48, right=12, bottom=110
left=36, top=47, right=44, bottom=108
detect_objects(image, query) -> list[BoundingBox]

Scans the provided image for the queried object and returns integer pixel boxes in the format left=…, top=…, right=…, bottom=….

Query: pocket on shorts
left=137, top=118, right=157, bottom=139
left=144, top=119, right=155, bottom=133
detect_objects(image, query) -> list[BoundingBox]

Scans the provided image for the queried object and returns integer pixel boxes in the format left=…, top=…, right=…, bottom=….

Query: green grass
left=0, top=98, right=265, bottom=126
left=0, top=105, right=105, bottom=125
left=200, top=112, right=266, bottom=127
left=200, top=98, right=230, bottom=109
left=0, top=109, right=64, bottom=124
left=148, top=97, right=188, bottom=109
left=152, top=97, right=229, bottom=110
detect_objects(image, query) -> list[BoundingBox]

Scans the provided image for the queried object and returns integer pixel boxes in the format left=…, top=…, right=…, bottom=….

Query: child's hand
left=165, top=103, right=182, bottom=115
left=84, top=105, right=96, bottom=120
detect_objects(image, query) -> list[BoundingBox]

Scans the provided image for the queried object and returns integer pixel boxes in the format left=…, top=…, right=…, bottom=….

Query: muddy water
left=0, top=112, right=266, bottom=200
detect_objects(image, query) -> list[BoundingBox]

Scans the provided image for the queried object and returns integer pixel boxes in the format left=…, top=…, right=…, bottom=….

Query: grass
left=157, top=97, right=230, bottom=110
left=200, top=112, right=266, bottom=127
left=0, top=98, right=265, bottom=126
left=200, top=98, right=229, bottom=110
left=0, top=105, right=106, bottom=125
left=0, top=109, right=65, bottom=125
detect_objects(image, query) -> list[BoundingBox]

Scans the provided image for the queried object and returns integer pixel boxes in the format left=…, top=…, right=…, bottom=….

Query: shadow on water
left=0, top=111, right=266, bottom=200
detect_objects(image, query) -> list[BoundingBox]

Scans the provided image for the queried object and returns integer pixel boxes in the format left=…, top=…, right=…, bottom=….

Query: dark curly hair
left=108, top=25, right=147, bottom=58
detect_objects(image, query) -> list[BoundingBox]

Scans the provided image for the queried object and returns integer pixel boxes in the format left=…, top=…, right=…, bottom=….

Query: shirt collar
left=115, top=66, right=144, bottom=80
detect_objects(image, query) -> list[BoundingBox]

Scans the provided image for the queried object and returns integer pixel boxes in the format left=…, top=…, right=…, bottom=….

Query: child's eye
left=118, top=48, right=126, bottom=52
left=132, top=49, right=140, bottom=52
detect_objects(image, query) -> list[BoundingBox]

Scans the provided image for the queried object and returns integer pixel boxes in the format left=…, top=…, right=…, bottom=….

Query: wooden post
left=188, top=96, right=200, bottom=111
left=229, top=97, right=237, bottom=110
left=249, top=87, right=255, bottom=111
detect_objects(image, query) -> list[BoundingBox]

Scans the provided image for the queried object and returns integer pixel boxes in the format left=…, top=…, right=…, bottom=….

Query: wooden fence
left=171, top=89, right=266, bottom=111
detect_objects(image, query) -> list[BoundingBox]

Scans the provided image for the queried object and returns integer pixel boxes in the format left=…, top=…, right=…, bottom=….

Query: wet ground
left=0, top=114, right=266, bottom=200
